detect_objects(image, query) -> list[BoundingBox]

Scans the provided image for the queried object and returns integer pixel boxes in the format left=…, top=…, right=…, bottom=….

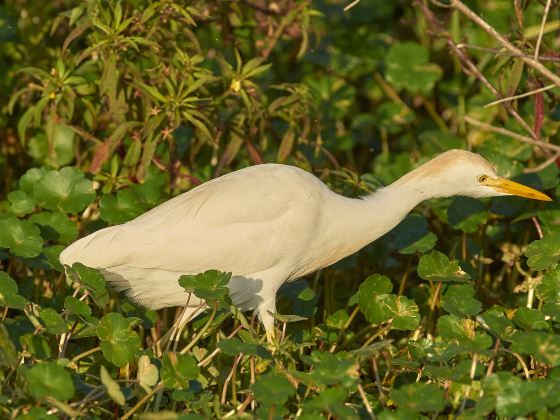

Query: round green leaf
left=525, top=234, right=560, bottom=271
left=417, top=251, right=471, bottom=283
left=0, top=271, right=26, bottom=310
left=25, top=362, right=75, bottom=401
left=39, top=308, right=67, bottom=334
left=385, top=42, right=442, bottom=94
left=7, top=190, right=35, bottom=215
left=536, top=268, right=560, bottom=302
left=358, top=274, right=393, bottom=325
left=34, top=167, right=95, bottom=213
left=441, top=284, right=482, bottom=317
left=252, top=371, right=295, bottom=408
left=0, top=217, right=43, bottom=258
left=96, top=312, right=141, bottom=367
left=30, top=211, right=78, bottom=243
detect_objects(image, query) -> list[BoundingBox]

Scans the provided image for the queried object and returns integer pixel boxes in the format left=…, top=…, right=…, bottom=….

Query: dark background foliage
left=2, top=0, right=560, bottom=418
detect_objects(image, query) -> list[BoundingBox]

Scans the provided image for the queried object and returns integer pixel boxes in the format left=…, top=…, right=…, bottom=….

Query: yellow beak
left=484, top=177, right=553, bottom=201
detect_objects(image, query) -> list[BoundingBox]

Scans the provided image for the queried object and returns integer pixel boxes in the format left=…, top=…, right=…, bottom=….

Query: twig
left=484, top=84, right=557, bottom=108
left=197, top=323, right=244, bottom=368
left=456, top=44, right=560, bottom=62
left=464, top=116, right=560, bottom=153
left=180, top=303, right=218, bottom=354
left=416, top=1, right=539, bottom=142
left=446, top=39, right=537, bottom=140
left=70, top=346, right=101, bottom=364
left=449, top=0, right=560, bottom=87
left=534, top=0, right=552, bottom=60
left=344, top=0, right=361, bottom=12
left=357, top=383, right=375, bottom=419
left=262, top=1, right=310, bottom=60
left=523, top=151, right=560, bottom=173
left=371, top=356, right=385, bottom=402
left=121, top=383, right=164, bottom=420
left=221, top=354, right=243, bottom=404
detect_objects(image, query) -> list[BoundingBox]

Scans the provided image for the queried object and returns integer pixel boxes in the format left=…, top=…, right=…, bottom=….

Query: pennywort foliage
left=1, top=0, right=560, bottom=418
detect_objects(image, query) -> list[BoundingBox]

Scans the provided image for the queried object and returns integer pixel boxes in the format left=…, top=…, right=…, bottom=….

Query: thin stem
left=534, top=0, right=552, bottom=60
left=70, top=346, right=101, bottom=364
left=464, top=116, right=560, bottom=153
left=456, top=43, right=560, bottom=62
left=484, top=84, right=557, bottom=108
left=180, top=303, right=218, bottom=354
left=198, top=323, right=244, bottom=368
left=221, top=354, right=243, bottom=404
left=121, top=383, right=164, bottom=420
left=449, top=0, right=560, bottom=87
left=357, top=383, right=375, bottom=419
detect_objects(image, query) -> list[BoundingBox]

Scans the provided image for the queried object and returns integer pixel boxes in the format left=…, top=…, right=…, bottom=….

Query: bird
left=60, top=149, right=552, bottom=341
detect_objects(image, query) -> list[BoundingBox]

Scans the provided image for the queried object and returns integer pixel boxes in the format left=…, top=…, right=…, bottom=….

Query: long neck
left=327, top=177, right=431, bottom=256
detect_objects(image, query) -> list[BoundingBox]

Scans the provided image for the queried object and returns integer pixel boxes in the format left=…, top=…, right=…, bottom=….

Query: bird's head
left=400, top=149, right=552, bottom=201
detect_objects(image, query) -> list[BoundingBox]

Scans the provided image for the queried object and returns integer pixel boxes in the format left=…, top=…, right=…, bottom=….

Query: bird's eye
left=478, top=175, right=488, bottom=183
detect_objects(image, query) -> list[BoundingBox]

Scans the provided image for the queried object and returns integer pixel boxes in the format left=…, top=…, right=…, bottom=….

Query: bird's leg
left=257, top=298, right=277, bottom=346
left=266, top=329, right=275, bottom=344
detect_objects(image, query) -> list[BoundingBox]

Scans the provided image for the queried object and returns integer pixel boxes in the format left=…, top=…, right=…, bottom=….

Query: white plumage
left=60, top=150, right=550, bottom=338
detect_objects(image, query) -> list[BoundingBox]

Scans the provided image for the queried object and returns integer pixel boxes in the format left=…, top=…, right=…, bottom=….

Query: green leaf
left=161, top=352, right=200, bottom=389
left=100, top=365, right=125, bottom=406
left=64, top=296, right=91, bottom=317
left=382, top=295, right=420, bottom=330
left=510, top=331, right=560, bottom=366
left=357, top=274, right=393, bottom=325
left=437, top=315, right=492, bottom=351
left=300, top=352, right=359, bottom=388
left=252, top=371, right=295, bottom=408
left=0, top=323, right=18, bottom=368
left=391, top=383, right=445, bottom=412
left=525, top=233, right=560, bottom=271
left=20, top=333, right=52, bottom=359
left=512, top=307, right=549, bottom=330
left=179, top=270, right=232, bottom=307
left=0, top=217, right=43, bottom=258
left=99, top=189, right=144, bottom=224
left=71, top=263, right=109, bottom=307
left=479, top=306, right=516, bottom=338
left=447, top=197, right=490, bottom=233
left=483, top=372, right=558, bottom=417
left=19, top=167, right=48, bottom=194
left=0, top=271, right=26, bottom=309
left=441, top=284, right=482, bottom=317
left=39, top=308, right=67, bottom=334
left=96, top=312, right=141, bottom=367
left=7, top=190, right=35, bottom=215
left=325, top=309, right=349, bottom=330
left=385, top=42, right=442, bottom=94
left=34, top=167, right=95, bottom=213
left=536, top=268, right=560, bottom=302
left=30, top=212, right=78, bottom=243
left=25, top=362, right=75, bottom=401
left=302, top=387, right=358, bottom=420
left=391, top=214, right=437, bottom=254
left=417, top=251, right=471, bottom=283
left=218, top=337, right=271, bottom=359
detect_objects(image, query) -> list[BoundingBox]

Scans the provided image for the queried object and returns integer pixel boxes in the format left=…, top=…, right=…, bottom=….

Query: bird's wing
left=64, top=165, right=322, bottom=277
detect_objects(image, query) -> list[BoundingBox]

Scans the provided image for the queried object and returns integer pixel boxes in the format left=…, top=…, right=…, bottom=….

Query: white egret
left=60, top=149, right=551, bottom=340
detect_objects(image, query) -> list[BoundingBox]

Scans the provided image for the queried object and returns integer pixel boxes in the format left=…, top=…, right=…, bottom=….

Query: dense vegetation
left=2, top=0, right=560, bottom=417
